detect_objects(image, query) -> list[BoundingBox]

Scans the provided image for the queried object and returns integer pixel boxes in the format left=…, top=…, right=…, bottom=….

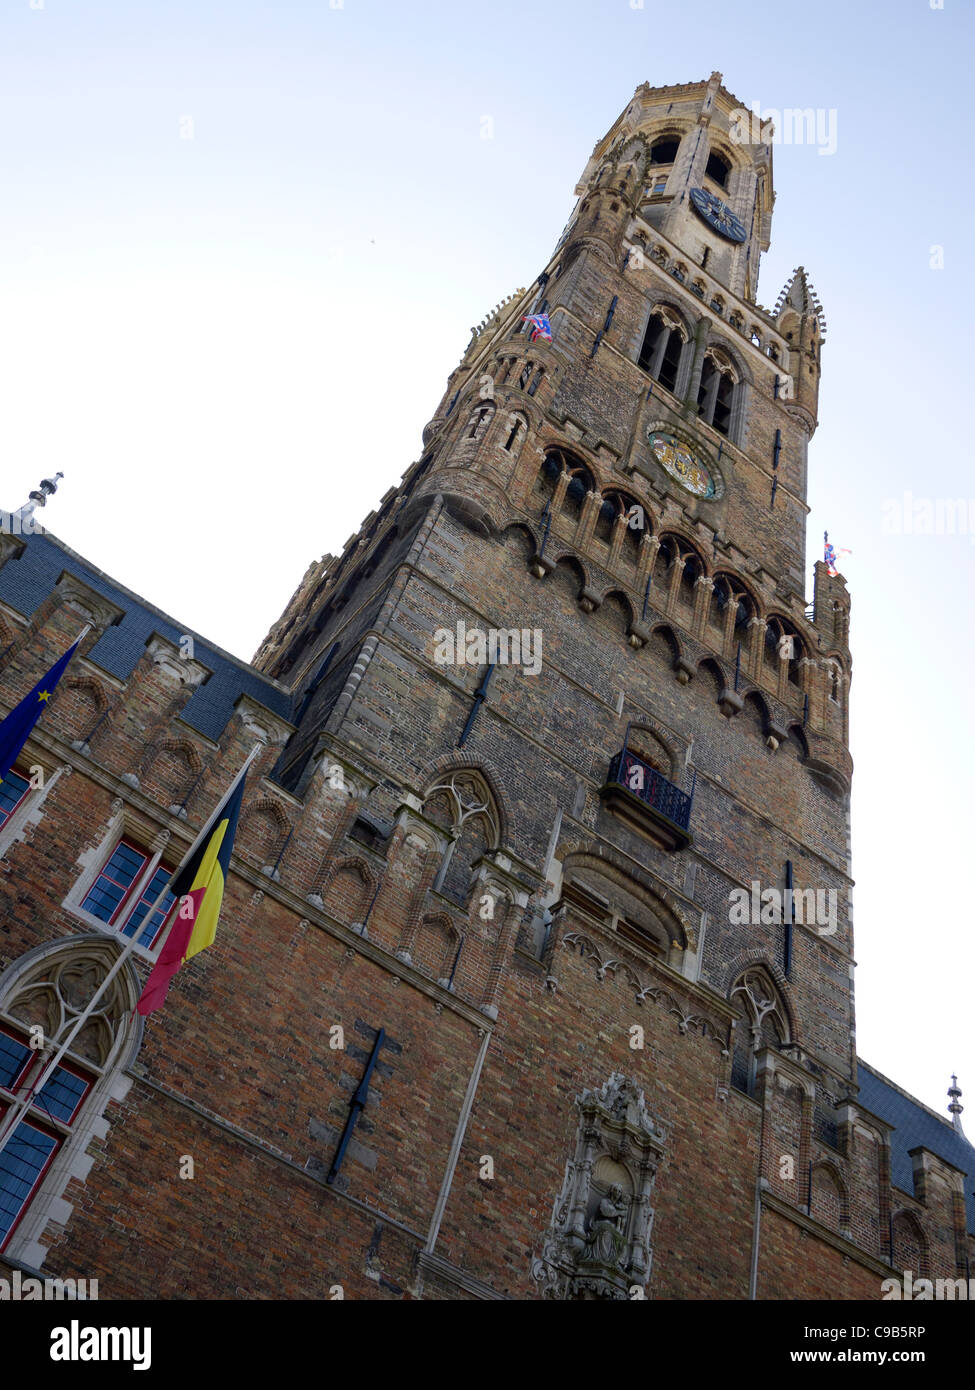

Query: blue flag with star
left=0, top=639, right=82, bottom=783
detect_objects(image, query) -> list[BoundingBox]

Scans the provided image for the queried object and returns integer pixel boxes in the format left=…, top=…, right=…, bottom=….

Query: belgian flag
left=0, top=637, right=83, bottom=783
left=136, top=769, right=248, bottom=1016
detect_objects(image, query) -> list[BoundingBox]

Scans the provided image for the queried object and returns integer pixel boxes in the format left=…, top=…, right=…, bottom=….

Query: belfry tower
left=247, top=71, right=912, bottom=1297
left=8, top=72, right=969, bottom=1304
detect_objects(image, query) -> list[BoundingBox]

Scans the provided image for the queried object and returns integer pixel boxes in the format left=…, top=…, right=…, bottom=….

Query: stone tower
left=247, top=71, right=886, bottom=1296
left=257, top=74, right=855, bottom=1103
left=2, top=74, right=970, bottom=1303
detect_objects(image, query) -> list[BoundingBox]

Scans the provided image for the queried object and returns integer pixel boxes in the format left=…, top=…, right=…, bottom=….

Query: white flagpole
left=160, top=740, right=262, bottom=880
left=0, top=740, right=263, bottom=1155
left=126, top=738, right=263, bottom=1000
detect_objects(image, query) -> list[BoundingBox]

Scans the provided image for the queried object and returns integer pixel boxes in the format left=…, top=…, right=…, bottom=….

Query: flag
left=0, top=637, right=83, bottom=783
left=136, top=770, right=248, bottom=1016
left=824, top=537, right=852, bottom=577
left=523, top=314, right=552, bottom=342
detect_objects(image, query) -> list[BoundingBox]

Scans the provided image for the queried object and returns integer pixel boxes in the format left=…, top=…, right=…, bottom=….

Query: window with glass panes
left=81, top=841, right=175, bottom=948
left=0, top=771, right=31, bottom=830
left=0, top=1025, right=92, bottom=1250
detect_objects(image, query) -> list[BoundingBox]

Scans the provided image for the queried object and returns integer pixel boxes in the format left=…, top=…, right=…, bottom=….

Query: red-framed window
left=0, top=1025, right=93, bottom=1251
left=0, top=770, right=31, bottom=831
left=80, top=840, right=175, bottom=949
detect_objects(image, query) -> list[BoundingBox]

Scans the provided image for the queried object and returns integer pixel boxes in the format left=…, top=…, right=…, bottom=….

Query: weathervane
left=2, top=472, right=64, bottom=536
left=948, top=1075, right=965, bottom=1137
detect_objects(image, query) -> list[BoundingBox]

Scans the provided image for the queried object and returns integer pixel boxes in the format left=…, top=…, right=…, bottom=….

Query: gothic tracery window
left=424, top=772, right=500, bottom=908
left=729, top=968, right=790, bottom=1096
left=0, top=941, right=139, bottom=1253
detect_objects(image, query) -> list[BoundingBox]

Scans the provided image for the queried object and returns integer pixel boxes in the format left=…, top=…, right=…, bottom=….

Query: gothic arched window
left=465, top=404, right=494, bottom=441
left=638, top=311, right=687, bottom=394
left=502, top=411, right=528, bottom=453
left=697, top=351, right=737, bottom=437
left=705, top=151, right=731, bottom=189
left=424, top=772, right=501, bottom=909
left=594, top=496, right=617, bottom=547
left=678, top=551, right=702, bottom=609
left=709, top=574, right=755, bottom=653
left=533, top=452, right=561, bottom=506
left=654, top=534, right=705, bottom=610
left=534, top=448, right=594, bottom=527
left=597, top=491, right=643, bottom=563
left=650, top=137, right=679, bottom=165
left=651, top=534, right=679, bottom=588
left=0, top=940, right=140, bottom=1256
left=729, top=967, right=790, bottom=1096
left=764, top=617, right=804, bottom=689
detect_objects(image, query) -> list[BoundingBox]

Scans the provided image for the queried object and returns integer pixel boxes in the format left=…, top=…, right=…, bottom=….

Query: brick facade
left=0, top=71, right=971, bottom=1302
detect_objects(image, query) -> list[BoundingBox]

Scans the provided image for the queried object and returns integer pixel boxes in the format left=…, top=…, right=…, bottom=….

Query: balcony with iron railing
left=598, top=745, right=694, bottom=852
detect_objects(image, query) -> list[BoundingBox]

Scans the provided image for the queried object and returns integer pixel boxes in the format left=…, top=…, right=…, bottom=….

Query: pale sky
left=1, top=0, right=972, bottom=1127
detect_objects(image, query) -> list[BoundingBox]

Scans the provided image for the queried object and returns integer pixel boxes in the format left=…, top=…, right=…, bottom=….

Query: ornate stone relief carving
left=531, top=1072, right=666, bottom=1300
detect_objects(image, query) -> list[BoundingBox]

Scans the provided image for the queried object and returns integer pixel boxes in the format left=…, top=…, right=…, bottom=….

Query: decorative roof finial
left=3, top=472, right=63, bottom=537
left=948, top=1074, right=965, bottom=1136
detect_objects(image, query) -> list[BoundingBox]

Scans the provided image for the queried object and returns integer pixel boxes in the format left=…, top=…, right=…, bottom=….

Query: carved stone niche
left=531, top=1072, right=666, bottom=1300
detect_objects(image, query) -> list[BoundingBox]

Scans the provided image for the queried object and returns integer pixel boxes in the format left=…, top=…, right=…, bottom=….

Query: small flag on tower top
left=523, top=314, right=552, bottom=342
left=824, top=534, right=852, bottom=577
left=0, top=634, right=85, bottom=784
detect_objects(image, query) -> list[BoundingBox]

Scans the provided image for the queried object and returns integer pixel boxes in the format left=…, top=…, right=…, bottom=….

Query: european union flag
left=0, top=638, right=83, bottom=783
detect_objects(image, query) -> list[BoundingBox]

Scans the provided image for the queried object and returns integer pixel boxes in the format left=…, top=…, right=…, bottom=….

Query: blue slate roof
left=0, top=530, right=293, bottom=742
left=858, top=1061, right=975, bottom=1232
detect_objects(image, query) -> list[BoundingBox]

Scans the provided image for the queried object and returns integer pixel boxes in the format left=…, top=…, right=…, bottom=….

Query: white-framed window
left=63, top=815, right=175, bottom=959
left=79, top=839, right=175, bottom=950
left=0, top=771, right=31, bottom=831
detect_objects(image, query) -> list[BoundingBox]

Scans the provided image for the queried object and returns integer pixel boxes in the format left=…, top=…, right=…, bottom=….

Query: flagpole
left=166, top=741, right=262, bottom=863
left=127, top=740, right=263, bottom=1014
left=0, top=741, right=262, bottom=1154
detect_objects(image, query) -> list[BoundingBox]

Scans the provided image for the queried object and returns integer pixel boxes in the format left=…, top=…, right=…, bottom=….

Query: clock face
left=689, top=187, right=747, bottom=243
left=647, top=431, right=717, bottom=499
